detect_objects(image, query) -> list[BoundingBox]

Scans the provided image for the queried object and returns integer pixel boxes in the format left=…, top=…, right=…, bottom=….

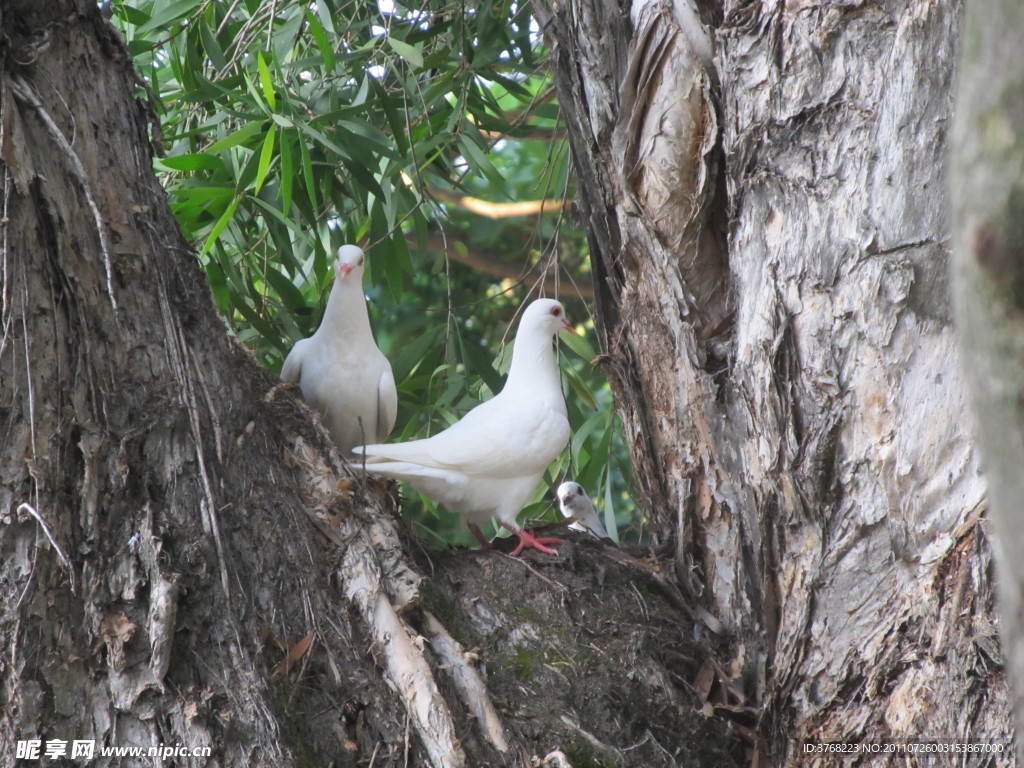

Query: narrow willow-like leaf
left=257, top=52, right=276, bottom=110
left=279, top=130, right=294, bottom=216
left=255, top=126, right=276, bottom=194
left=157, top=153, right=223, bottom=172
left=135, top=0, right=204, bottom=36
left=264, top=266, right=309, bottom=313
left=198, top=16, right=228, bottom=72
left=560, top=327, right=598, bottom=362
left=303, top=8, right=336, bottom=73
left=387, top=37, right=424, bottom=68
left=208, top=122, right=265, bottom=153
left=201, top=195, right=241, bottom=256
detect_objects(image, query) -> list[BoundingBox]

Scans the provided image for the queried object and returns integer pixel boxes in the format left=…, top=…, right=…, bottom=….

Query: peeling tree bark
left=951, top=0, right=1024, bottom=762
left=541, top=0, right=1013, bottom=760
left=1, top=0, right=1013, bottom=765
left=0, top=4, right=756, bottom=768
left=0, top=4, right=452, bottom=765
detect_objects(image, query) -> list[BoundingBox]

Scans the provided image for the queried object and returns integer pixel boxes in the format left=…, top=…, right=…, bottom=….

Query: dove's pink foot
left=500, top=522, right=563, bottom=556
left=468, top=523, right=492, bottom=549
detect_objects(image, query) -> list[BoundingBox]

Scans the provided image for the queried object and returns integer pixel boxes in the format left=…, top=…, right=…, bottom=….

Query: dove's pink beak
left=339, top=262, right=354, bottom=277
left=561, top=318, right=576, bottom=334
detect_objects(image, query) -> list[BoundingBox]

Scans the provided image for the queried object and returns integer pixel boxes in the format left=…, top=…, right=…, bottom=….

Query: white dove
left=281, top=245, right=397, bottom=455
left=557, top=481, right=609, bottom=539
left=354, top=298, right=574, bottom=556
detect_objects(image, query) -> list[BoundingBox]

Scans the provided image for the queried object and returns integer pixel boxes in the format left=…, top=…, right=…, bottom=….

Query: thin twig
left=18, top=503, right=77, bottom=594
left=498, top=551, right=562, bottom=588
left=9, top=75, right=118, bottom=314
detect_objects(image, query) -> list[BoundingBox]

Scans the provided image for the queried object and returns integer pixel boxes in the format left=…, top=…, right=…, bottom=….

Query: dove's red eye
left=552, top=307, right=561, bottom=316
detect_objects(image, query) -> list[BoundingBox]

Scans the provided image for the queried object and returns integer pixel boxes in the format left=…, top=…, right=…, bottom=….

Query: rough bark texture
left=541, top=0, right=1013, bottom=760
left=0, top=4, right=753, bottom=767
left=0, top=3, right=427, bottom=765
left=951, top=0, right=1024, bottom=762
left=417, top=533, right=745, bottom=767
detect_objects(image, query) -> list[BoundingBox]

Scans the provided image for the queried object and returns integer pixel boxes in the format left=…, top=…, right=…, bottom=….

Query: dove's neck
left=316, top=273, right=371, bottom=340
left=505, top=328, right=563, bottom=401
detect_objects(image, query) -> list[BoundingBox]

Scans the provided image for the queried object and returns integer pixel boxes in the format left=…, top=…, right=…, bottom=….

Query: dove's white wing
left=280, top=338, right=308, bottom=384
left=359, top=388, right=568, bottom=477
left=376, top=364, right=398, bottom=443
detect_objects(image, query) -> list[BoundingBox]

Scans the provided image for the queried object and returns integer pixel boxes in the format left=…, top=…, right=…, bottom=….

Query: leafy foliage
left=111, top=0, right=637, bottom=545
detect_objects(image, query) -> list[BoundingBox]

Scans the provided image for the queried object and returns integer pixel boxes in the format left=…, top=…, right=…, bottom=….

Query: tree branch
left=478, top=125, right=567, bottom=142
left=430, top=186, right=570, bottom=219
left=410, top=232, right=594, bottom=299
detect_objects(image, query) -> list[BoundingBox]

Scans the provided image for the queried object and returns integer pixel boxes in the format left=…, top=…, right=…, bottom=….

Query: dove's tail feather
left=358, top=459, right=451, bottom=481
left=352, top=439, right=455, bottom=470
left=357, top=458, right=471, bottom=498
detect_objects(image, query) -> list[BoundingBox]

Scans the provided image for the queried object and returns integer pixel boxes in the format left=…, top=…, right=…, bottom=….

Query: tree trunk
left=540, top=0, right=1013, bottom=760
left=1, top=3, right=747, bottom=767
left=951, top=0, right=1024, bottom=762
left=0, top=2, right=426, bottom=764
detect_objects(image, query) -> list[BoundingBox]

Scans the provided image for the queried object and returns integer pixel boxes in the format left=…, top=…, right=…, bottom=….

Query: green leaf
left=387, top=37, right=424, bottom=68
left=257, top=52, right=276, bottom=110
left=116, top=3, right=151, bottom=26
left=249, top=194, right=304, bottom=234
left=461, top=333, right=505, bottom=394
left=242, top=72, right=268, bottom=113
left=255, top=125, right=276, bottom=194
left=229, top=291, right=279, bottom=345
left=458, top=134, right=509, bottom=194
left=603, top=470, right=620, bottom=543
left=371, top=78, right=408, bottom=155
left=198, top=17, right=228, bottom=72
left=135, top=0, right=205, bottom=35
left=279, top=130, right=294, bottom=216
left=564, top=367, right=598, bottom=411
left=304, top=8, right=336, bottom=73
left=205, top=260, right=231, bottom=313
left=157, top=153, right=223, bottom=172
left=560, top=328, right=598, bottom=362
left=297, top=132, right=317, bottom=209
left=391, top=324, right=445, bottom=382
left=333, top=118, right=399, bottom=160
left=571, top=410, right=605, bottom=460
left=314, top=0, right=335, bottom=35
left=201, top=195, right=241, bottom=256
left=208, top=121, right=265, bottom=153
left=265, top=266, right=309, bottom=311
left=339, top=154, right=385, bottom=200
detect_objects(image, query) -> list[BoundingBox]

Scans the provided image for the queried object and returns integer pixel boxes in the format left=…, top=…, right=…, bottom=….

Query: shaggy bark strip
left=0, top=4, right=453, bottom=765
left=951, top=0, right=1024, bottom=758
left=422, top=610, right=510, bottom=754
left=541, top=0, right=1013, bottom=759
left=291, top=435, right=465, bottom=767
left=341, top=570, right=466, bottom=768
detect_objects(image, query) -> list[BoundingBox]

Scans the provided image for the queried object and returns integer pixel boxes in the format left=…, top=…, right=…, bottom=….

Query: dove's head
left=524, top=298, right=575, bottom=336
left=557, top=481, right=587, bottom=509
left=334, top=245, right=366, bottom=279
